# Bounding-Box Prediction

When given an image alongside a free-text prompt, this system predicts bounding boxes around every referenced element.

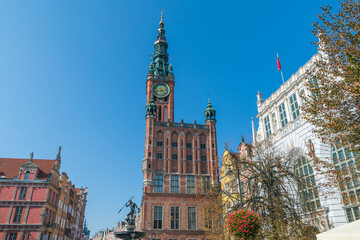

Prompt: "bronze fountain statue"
[114,198,145,240]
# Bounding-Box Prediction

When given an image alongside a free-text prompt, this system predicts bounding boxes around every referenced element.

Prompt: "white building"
[254,53,360,228]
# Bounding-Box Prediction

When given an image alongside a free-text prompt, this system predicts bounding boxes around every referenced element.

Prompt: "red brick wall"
[27,207,42,224]
[31,187,47,201]
[0,206,8,223]
[0,186,15,200]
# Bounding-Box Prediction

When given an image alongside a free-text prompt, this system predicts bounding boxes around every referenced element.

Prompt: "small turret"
[168,63,173,76]
[145,97,157,118]
[204,99,216,123]
[148,62,154,75]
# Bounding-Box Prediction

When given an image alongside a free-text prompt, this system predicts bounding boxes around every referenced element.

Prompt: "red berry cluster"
[226,209,261,240]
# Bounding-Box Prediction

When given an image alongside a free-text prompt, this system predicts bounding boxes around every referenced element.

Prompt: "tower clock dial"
[152,82,170,98]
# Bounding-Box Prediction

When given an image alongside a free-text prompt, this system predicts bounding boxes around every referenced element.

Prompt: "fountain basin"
[114,231,146,240]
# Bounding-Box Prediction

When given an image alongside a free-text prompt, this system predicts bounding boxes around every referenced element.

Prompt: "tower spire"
[160,9,164,27]
[151,9,170,76]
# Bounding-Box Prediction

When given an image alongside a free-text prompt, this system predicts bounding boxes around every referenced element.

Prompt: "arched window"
[163,107,168,122]
[158,106,162,121]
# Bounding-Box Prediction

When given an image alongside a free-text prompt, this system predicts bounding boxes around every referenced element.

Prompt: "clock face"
[152,82,170,98]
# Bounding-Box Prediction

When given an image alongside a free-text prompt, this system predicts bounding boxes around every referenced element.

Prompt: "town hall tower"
[139,11,219,240]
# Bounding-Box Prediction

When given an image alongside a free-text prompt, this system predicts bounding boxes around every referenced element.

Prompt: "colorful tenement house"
[220,139,251,239]
[139,11,219,240]
[0,149,87,240]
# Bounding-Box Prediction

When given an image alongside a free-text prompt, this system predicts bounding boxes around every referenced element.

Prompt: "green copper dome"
[204,99,216,122]
[145,97,157,118]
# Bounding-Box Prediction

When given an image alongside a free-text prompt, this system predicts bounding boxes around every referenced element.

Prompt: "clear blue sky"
[0,0,338,235]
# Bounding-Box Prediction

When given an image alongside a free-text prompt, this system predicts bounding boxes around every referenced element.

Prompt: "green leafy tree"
[303,0,360,153]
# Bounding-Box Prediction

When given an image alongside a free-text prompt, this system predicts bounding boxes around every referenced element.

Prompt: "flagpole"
[280,70,284,84]
[277,53,285,84]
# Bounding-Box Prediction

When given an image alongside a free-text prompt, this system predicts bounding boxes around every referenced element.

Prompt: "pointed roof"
[150,9,171,76]
[0,158,56,180]
[204,98,216,122]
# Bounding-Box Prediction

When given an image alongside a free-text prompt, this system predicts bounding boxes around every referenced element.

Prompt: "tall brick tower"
[139,11,219,240]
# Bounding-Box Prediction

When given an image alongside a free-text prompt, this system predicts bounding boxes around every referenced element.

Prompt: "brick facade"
[0,150,87,240]
[139,12,219,240]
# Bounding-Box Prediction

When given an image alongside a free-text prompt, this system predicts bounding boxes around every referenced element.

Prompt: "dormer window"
[24,171,30,180]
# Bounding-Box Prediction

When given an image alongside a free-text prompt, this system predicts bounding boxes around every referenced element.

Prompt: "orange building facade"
[139,12,219,240]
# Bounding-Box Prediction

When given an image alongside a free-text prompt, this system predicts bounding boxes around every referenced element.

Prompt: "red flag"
[277,53,281,71]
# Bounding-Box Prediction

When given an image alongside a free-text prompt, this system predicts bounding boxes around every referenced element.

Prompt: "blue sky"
[0,0,338,234]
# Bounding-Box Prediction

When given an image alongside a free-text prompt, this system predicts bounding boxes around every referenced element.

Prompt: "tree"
[202,183,226,240]
[222,141,326,240]
[302,0,360,154]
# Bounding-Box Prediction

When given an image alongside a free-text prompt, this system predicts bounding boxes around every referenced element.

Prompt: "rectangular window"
[170,206,180,229]
[278,102,288,128]
[157,153,163,159]
[289,93,300,120]
[154,174,163,193]
[264,115,271,137]
[8,233,17,240]
[171,175,179,193]
[200,143,206,149]
[24,172,29,180]
[202,176,211,194]
[297,156,321,211]
[19,187,28,200]
[13,207,23,222]
[186,154,193,161]
[187,207,197,230]
[186,142,192,148]
[201,155,206,162]
[153,206,163,229]
[157,141,163,147]
[187,176,195,194]
[172,154,178,160]
[172,142,178,148]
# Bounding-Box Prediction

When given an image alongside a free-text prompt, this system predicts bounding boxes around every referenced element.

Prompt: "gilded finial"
[159,9,164,26]
[169,63,173,70]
